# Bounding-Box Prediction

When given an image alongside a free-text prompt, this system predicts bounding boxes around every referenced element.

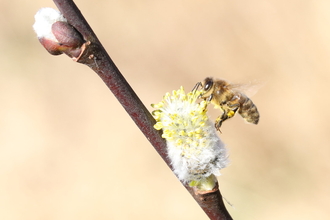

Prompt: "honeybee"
[194,77,260,130]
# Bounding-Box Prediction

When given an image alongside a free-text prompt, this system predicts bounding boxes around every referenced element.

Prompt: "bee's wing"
[229,80,265,97]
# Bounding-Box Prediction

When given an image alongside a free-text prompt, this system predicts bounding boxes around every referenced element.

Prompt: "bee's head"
[198,77,214,99]
[202,77,214,92]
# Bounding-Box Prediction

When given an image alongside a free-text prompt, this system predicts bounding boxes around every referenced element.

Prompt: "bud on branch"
[33,8,85,58]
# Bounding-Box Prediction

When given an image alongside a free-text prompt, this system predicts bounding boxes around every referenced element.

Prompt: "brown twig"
[47,0,233,219]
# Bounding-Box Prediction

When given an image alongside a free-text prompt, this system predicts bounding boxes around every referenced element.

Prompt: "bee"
[194,77,260,131]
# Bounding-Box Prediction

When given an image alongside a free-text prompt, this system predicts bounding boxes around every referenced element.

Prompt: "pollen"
[227,110,236,118]
[152,86,229,186]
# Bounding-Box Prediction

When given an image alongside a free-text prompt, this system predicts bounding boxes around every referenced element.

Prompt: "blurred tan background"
[1,0,329,219]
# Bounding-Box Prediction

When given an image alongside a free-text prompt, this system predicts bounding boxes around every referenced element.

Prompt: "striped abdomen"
[238,95,260,124]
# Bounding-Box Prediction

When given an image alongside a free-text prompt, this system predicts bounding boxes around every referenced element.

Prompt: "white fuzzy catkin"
[33,7,67,40]
[152,87,229,185]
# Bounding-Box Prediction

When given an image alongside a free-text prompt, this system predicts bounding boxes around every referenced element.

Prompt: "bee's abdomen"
[238,97,260,124]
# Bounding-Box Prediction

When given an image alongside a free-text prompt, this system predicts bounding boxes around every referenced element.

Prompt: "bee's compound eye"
[204,79,213,91]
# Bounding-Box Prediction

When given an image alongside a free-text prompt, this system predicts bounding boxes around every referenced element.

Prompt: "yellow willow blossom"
[152,87,229,190]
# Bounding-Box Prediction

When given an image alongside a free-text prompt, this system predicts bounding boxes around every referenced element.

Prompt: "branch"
[36,0,233,219]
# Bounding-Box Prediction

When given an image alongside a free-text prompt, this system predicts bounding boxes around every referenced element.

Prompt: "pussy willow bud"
[33,8,84,58]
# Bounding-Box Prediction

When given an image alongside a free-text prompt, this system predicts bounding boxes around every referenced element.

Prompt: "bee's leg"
[215,112,228,131]
[207,94,213,102]
[226,108,238,119]
[215,107,239,131]
[225,96,240,120]
[227,95,241,109]
[192,82,202,92]
[215,116,224,132]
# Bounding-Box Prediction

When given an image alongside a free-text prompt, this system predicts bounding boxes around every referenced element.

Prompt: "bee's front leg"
[192,82,202,93]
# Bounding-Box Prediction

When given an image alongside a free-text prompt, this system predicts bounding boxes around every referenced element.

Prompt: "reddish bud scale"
[38,21,85,58]
[38,37,63,55]
[52,21,84,48]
